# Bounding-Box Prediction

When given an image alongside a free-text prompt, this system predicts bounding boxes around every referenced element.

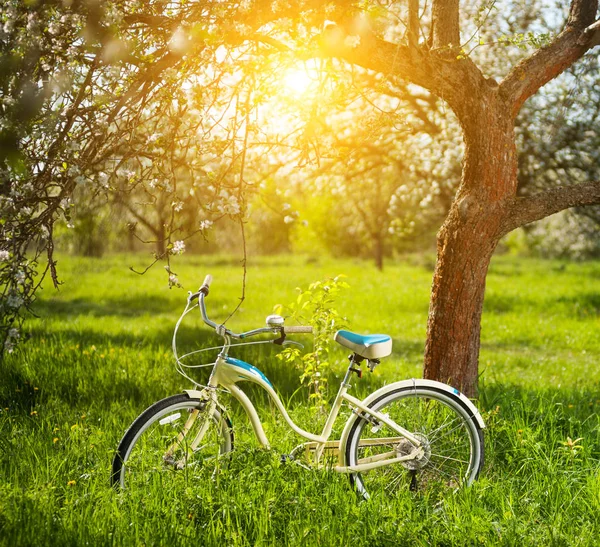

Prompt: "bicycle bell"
[266,314,285,327]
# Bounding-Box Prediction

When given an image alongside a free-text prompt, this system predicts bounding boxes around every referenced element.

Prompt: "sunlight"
[282,67,314,96]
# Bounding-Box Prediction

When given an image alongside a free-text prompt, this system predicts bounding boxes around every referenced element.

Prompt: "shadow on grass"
[480,382,600,424]
[483,294,524,314]
[32,292,237,321]
[32,295,182,319]
[556,292,600,316]
[5,324,425,418]
[479,382,600,470]
[24,324,208,349]
[484,290,600,316]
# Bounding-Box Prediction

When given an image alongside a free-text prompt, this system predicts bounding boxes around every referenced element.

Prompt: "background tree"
[516,55,600,258]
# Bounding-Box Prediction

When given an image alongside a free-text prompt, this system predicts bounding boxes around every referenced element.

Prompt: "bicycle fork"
[164,390,217,465]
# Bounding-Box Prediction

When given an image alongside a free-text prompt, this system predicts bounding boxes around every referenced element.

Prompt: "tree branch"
[500,0,599,118]
[408,0,420,48]
[430,0,460,50]
[578,19,600,46]
[501,180,600,235]
[324,30,485,118]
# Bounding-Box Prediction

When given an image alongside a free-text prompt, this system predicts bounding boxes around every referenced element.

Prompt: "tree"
[3,1,600,398]
[0,0,261,348]
[314,0,600,396]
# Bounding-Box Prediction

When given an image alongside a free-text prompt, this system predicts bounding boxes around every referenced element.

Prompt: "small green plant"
[275,275,349,411]
[557,436,584,464]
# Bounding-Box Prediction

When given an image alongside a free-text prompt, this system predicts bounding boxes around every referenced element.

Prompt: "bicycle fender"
[339,379,485,465]
[183,388,210,400]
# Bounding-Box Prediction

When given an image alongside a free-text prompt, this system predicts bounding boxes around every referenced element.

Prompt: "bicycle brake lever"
[281,340,304,349]
[187,290,200,302]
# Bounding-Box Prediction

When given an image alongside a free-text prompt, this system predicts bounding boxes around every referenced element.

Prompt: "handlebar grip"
[199,274,213,295]
[283,326,313,334]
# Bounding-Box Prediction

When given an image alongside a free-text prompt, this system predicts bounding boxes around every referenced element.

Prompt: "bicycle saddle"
[334,330,392,360]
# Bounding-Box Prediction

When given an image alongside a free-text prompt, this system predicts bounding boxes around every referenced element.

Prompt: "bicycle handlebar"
[199,274,212,295]
[284,326,313,334]
[192,274,313,340]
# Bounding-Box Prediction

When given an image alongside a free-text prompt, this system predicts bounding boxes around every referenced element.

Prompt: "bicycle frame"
[183,348,425,474]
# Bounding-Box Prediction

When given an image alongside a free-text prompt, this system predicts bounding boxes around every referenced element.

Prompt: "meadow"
[1,253,599,546]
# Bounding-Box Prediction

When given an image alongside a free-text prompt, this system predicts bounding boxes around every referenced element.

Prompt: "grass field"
[1,253,599,546]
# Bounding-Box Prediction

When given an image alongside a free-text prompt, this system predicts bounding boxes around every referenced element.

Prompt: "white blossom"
[27,13,40,33]
[3,20,15,34]
[217,195,241,215]
[46,18,60,34]
[0,250,9,262]
[172,240,186,255]
[199,220,213,230]
[7,293,23,308]
[98,172,109,188]
[283,215,294,224]
[344,35,361,48]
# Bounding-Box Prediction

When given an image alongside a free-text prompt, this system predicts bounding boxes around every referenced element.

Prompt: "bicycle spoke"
[348,387,482,499]
[428,421,467,444]
[113,395,233,490]
[426,415,462,440]
[429,453,470,465]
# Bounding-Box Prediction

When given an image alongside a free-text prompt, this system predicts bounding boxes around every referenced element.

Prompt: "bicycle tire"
[344,384,484,499]
[111,393,233,490]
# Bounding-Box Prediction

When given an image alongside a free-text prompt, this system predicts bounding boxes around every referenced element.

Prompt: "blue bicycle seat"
[334,330,392,360]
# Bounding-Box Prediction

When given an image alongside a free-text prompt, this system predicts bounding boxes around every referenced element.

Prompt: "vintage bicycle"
[111,275,484,498]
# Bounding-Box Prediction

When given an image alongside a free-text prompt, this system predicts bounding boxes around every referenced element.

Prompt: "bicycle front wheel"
[344,384,484,499]
[111,393,233,490]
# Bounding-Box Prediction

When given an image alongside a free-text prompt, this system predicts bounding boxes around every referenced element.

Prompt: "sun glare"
[282,68,314,96]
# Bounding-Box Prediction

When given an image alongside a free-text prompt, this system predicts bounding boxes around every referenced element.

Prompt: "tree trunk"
[156,221,166,256]
[423,95,518,397]
[374,234,384,271]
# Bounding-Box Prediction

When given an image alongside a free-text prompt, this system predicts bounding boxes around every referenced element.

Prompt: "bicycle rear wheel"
[344,384,483,499]
[111,393,233,490]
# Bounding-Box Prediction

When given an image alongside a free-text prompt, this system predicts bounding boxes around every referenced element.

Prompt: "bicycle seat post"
[346,353,364,381]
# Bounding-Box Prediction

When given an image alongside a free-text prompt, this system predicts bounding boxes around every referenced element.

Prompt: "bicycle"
[111,275,485,499]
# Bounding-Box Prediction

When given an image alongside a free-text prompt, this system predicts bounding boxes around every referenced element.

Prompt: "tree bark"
[156,222,166,257]
[500,180,600,235]
[430,0,460,50]
[327,2,600,397]
[423,93,517,397]
[374,234,384,271]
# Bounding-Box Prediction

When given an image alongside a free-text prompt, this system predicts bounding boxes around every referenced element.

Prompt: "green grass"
[1,253,599,546]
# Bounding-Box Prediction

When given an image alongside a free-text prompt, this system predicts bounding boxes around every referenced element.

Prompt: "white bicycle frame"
[181,349,425,474]
[171,278,484,474]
